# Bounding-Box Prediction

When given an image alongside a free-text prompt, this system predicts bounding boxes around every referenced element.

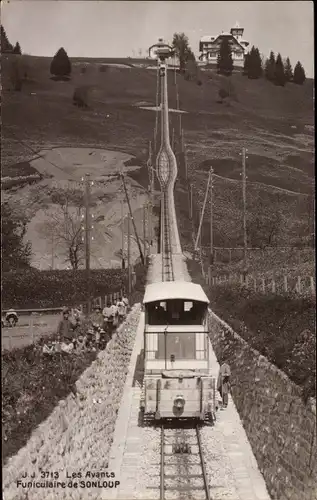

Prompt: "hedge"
[2,269,128,309]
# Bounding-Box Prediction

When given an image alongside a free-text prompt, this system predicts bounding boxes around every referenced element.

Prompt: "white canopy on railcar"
[143,281,209,304]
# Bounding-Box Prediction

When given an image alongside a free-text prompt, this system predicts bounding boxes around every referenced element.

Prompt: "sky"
[1,0,314,77]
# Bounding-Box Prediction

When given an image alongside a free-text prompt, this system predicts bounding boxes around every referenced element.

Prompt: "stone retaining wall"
[208,310,316,500]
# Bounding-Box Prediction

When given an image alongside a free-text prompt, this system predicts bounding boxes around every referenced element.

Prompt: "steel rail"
[160,424,211,500]
[196,425,211,500]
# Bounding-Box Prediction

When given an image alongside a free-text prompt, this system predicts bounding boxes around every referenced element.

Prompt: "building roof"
[200,35,215,42]
[143,281,210,304]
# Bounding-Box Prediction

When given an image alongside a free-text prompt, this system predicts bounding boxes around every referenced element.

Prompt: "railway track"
[161,191,175,282]
[160,423,211,500]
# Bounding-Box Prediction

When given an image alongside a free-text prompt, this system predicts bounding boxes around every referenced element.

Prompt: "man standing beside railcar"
[217,359,231,409]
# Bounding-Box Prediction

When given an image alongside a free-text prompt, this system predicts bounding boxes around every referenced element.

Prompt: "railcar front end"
[140,281,216,424]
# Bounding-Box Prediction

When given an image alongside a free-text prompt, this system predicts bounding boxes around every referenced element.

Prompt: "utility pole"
[143,203,147,257]
[209,168,214,284]
[190,183,193,219]
[194,168,212,251]
[147,140,153,255]
[51,233,54,270]
[121,199,125,269]
[127,213,131,295]
[120,172,144,264]
[84,173,91,314]
[242,148,248,276]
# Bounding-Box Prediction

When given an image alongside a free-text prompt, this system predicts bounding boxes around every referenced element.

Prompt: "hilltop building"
[199,22,249,67]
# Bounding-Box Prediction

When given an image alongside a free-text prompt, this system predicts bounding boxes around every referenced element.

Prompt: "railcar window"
[156,332,196,359]
[147,300,206,325]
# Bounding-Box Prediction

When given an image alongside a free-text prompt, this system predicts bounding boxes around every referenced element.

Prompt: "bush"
[80,66,87,74]
[218,87,229,100]
[2,269,128,309]
[9,59,23,91]
[73,86,89,108]
[99,65,108,73]
[50,47,71,78]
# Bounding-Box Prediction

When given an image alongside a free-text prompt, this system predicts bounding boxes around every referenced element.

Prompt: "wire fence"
[205,272,315,296]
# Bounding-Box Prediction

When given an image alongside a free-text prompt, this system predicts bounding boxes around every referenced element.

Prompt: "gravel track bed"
[200,426,240,499]
[3,305,142,500]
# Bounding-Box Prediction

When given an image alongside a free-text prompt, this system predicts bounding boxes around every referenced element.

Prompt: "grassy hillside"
[2,54,314,266]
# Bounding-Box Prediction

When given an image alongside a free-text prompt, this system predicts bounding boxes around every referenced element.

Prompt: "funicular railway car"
[140,281,216,424]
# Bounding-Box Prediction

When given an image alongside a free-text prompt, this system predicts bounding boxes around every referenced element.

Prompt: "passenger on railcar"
[155,302,167,324]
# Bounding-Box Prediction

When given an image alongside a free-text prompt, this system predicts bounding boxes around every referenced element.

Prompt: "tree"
[243,53,250,76]
[293,61,306,85]
[284,57,293,82]
[1,202,32,271]
[50,47,71,78]
[1,25,13,53]
[217,38,233,76]
[39,188,85,270]
[273,53,286,86]
[246,46,262,79]
[264,51,275,81]
[184,51,200,81]
[172,32,193,73]
[13,42,22,55]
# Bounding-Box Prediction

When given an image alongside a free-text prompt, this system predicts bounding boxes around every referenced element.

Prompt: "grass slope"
[187,259,316,400]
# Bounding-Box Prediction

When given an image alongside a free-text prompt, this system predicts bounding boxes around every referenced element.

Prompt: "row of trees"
[209,35,307,86]
[1,25,22,54]
[243,46,306,85]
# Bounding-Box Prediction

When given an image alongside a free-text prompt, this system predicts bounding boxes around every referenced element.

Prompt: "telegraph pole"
[121,199,125,269]
[143,203,147,257]
[127,213,131,295]
[242,148,248,275]
[147,141,153,254]
[208,168,214,284]
[84,173,91,314]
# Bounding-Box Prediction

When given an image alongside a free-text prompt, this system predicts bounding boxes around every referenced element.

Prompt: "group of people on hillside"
[42,295,129,355]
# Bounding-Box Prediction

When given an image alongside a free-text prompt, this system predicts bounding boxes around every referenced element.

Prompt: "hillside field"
[2,54,314,271]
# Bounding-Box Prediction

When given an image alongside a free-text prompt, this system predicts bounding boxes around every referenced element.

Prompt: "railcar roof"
[143,281,209,304]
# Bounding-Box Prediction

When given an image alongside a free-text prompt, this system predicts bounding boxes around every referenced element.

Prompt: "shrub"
[9,60,23,91]
[50,47,71,78]
[2,269,128,309]
[80,66,87,74]
[99,65,108,73]
[73,86,89,108]
[218,87,229,100]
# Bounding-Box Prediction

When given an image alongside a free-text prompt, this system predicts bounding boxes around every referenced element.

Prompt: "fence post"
[296,276,301,294]
[253,277,257,292]
[272,279,276,293]
[240,274,244,285]
[212,277,216,286]
[229,248,232,264]
[284,275,288,293]
[261,278,265,293]
[310,276,315,294]
[245,275,249,288]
